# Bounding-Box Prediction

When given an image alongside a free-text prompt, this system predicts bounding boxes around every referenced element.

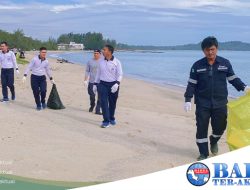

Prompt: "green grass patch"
[0,174,104,190]
[16,53,29,65]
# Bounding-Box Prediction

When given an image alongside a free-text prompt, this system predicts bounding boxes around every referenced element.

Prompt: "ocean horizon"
[49,50,250,98]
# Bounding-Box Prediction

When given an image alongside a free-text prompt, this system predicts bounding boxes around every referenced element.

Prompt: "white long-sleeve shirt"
[24,56,52,78]
[95,56,123,83]
[0,50,18,69]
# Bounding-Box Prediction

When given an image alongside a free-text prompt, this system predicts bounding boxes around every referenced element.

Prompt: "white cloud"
[2,0,250,16]
[0,5,24,10]
[81,0,250,16]
[128,0,250,15]
[50,4,87,13]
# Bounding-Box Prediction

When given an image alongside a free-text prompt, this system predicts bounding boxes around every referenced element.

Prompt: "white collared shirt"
[95,56,123,83]
[24,56,52,78]
[0,50,18,69]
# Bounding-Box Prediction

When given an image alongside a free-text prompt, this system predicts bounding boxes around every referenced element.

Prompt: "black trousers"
[99,81,119,123]
[1,68,15,100]
[31,75,47,107]
[196,105,227,156]
[88,83,101,113]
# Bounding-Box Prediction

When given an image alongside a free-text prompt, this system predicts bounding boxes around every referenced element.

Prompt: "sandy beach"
[0,51,229,182]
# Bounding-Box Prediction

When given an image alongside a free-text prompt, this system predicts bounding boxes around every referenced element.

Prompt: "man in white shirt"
[0,41,19,102]
[94,45,123,128]
[23,47,54,110]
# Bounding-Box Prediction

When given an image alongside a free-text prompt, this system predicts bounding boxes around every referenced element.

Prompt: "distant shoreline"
[47,48,250,53]
[47,50,239,100]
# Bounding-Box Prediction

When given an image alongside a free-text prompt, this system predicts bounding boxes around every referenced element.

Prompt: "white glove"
[16,70,20,74]
[93,85,97,94]
[84,81,88,87]
[22,76,27,83]
[111,83,119,93]
[244,86,250,94]
[51,79,55,84]
[184,102,192,112]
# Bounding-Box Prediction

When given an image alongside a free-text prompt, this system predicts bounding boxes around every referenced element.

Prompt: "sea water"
[50,50,250,97]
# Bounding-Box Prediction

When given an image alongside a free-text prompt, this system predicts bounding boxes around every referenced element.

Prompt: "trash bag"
[227,92,250,151]
[47,84,65,110]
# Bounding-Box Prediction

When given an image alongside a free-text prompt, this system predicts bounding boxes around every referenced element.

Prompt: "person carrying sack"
[23,47,55,111]
[184,37,249,161]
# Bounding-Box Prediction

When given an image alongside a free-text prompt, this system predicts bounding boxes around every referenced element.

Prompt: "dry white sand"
[0,51,229,182]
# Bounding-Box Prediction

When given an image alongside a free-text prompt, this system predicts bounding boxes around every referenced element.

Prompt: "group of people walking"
[0,37,249,160]
[0,41,123,129]
[0,42,55,110]
[84,45,123,128]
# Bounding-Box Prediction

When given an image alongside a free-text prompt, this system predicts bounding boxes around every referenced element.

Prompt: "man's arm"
[0,54,2,67]
[94,63,101,84]
[84,61,90,81]
[92,63,101,94]
[110,59,123,94]
[184,64,198,102]
[11,51,18,70]
[116,60,123,84]
[45,61,53,80]
[24,58,35,76]
[227,62,246,91]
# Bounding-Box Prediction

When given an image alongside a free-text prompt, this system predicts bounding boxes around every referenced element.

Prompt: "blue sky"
[1,0,250,45]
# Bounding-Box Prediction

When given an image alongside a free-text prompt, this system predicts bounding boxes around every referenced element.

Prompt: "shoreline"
[47,51,187,93]
[47,51,238,99]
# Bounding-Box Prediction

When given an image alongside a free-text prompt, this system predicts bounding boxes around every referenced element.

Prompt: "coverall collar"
[204,56,222,66]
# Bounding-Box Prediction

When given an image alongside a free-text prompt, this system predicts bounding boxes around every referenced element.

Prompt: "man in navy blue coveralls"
[184,37,250,161]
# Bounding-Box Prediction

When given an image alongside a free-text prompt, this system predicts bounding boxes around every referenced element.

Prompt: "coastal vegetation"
[1,29,250,51]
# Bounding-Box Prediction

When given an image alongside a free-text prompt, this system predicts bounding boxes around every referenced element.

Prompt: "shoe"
[211,143,218,155]
[110,120,116,126]
[95,111,102,115]
[100,122,110,128]
[89,106,94,112]
[0,98,9,102]
[36,107,42,111]
[197,154,208,161]
[11,95,15,101]
[42,103,47,109]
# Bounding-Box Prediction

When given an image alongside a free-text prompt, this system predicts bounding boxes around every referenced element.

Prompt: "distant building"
[57,42,84,50]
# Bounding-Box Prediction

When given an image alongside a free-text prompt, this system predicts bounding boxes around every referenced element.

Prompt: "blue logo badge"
[187,162,210,186]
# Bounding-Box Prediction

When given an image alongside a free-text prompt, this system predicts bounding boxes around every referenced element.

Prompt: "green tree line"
[57,32,117,50]
[2,29,250,51]
[0,29,117,51]
[0,29,57,50]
